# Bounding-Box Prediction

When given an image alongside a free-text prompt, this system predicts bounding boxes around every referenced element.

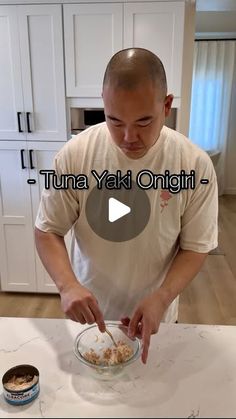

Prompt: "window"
[189,40,235,154]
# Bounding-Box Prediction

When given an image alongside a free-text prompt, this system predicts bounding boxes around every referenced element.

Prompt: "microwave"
[71,107,105,134]
[70,106,177,134]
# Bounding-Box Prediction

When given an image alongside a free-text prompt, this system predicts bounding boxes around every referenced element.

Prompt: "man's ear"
[164,94,174,117]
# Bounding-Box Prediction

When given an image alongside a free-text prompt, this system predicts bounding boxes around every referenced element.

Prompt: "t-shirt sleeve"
[35,151,80,237]
[179,156,218,253]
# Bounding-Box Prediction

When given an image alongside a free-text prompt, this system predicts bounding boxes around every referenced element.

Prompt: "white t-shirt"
[35,123,218,322]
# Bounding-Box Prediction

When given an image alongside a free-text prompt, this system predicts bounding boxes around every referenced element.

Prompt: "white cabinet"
[124,2,184,99]
[64,3,123,98]
[0,142,37,292]
[0,4,67,141]
[0,141,70,293]
[64,1,185,102]
[0,3,69,293]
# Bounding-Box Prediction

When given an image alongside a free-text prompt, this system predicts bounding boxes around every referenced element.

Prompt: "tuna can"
[2,364,40,405]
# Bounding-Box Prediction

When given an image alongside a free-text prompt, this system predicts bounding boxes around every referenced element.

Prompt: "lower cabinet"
[0,141,69,293]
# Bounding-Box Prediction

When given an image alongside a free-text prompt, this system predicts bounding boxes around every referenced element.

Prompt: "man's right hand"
[60,283,106,333]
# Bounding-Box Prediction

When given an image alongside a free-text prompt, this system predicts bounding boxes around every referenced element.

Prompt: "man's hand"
[121,250,208,364]
[60,282,106,333]
[34,229,106,331]
[121,291,167,364]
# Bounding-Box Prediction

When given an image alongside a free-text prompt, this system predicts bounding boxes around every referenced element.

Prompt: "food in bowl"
[83,339,134,366]
[74,322,141,379]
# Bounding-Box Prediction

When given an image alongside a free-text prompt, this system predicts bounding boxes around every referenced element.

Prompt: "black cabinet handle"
[29,149,35,169]
[20,149,26,169]
[26,112,31,133]
[17,112,23,133]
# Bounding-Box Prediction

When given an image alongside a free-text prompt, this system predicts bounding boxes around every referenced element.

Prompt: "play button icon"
[108,198,131,222]
[85,181,151,242]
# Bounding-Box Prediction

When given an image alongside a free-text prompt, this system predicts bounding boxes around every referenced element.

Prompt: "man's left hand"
[121,291,167,364]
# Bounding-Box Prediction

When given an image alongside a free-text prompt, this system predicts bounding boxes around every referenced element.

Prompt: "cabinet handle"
[17,112,23,133]
[26,112,32,133]
[29,149,35,170]
[20,149,26,169]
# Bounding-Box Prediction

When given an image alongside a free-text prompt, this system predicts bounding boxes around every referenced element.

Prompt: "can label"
[3,382,40,405]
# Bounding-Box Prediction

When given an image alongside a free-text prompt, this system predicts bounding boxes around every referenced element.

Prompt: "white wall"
[196,11,236,33]
[176,1,195,136]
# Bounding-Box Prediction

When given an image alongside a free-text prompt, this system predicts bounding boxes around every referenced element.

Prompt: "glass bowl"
[74,322,141,380]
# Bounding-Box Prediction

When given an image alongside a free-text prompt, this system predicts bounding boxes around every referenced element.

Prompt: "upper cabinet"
[64,1,185,103]
[64,3,123,97]
[0,4,67,141]
[124,2,184,99]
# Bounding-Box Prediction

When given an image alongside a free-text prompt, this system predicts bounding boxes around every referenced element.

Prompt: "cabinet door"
[64,3,123,97]
[29,142,71,293]
[17,5,67,141]
[124,1,185,99]
[0,6,25,140]
[0,142,37,291]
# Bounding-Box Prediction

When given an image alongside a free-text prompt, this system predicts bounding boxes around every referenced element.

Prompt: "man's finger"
[74,312,86,324]
[89,301,105,332]
[136,323,143,339]
[128,309,142,338]
[82,305,96,324]
[141,320,151,364]
[120,317,130,326]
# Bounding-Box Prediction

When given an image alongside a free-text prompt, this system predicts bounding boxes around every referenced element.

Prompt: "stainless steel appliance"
[71,108,105,135]
[70,107,177,135]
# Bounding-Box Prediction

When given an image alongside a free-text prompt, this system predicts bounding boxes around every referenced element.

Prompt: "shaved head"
[103,48,167,100]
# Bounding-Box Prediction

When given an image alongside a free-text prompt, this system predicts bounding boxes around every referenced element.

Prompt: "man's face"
[102,81,173,159]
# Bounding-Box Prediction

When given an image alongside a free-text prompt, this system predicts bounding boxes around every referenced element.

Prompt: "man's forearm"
[34,227,79,293]
[156,248,208,309]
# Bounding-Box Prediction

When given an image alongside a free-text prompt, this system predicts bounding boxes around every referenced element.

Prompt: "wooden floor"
[0,195,235,325]
[178,194,236,325]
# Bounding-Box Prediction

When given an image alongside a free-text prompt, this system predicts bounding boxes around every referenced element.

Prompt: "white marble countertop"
[0,317,236,418]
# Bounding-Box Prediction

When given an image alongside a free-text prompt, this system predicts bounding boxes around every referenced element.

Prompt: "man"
[35,48,218,363]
